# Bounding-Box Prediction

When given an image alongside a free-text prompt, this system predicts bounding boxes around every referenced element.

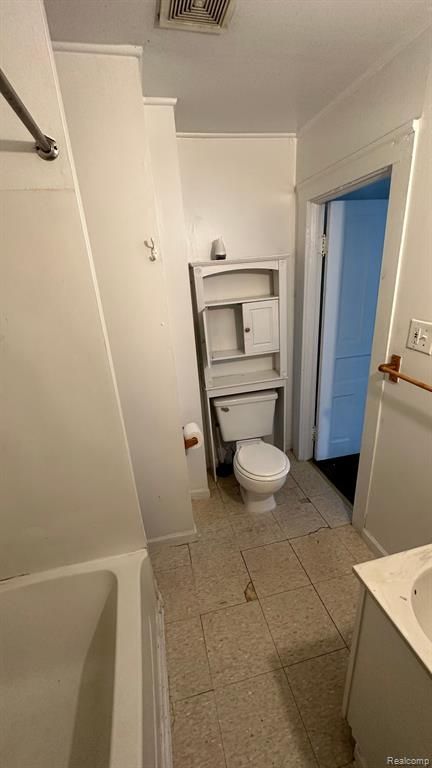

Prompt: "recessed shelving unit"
[190,256,289,479]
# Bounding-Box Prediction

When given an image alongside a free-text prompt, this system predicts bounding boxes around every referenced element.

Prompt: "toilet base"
[240,485,276,514]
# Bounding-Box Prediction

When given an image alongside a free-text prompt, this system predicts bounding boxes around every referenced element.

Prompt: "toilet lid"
[236,443,289,479]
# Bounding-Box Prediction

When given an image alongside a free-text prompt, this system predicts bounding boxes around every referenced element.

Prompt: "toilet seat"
[235,442,289,481]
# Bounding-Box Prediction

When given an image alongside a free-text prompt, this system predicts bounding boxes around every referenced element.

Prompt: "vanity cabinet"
[190,257,289,479]
[343,554,432,768]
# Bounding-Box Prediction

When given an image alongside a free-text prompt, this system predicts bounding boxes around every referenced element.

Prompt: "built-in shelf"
[205,294,277,308]
[207,368,282,391]
[211,348,245,362]
[190,257,289,480]
[191,256,287,268]
[204,297,279,363]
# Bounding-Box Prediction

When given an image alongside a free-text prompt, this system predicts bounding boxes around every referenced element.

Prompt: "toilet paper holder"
[184,435,199,450]
[183,422,203,451]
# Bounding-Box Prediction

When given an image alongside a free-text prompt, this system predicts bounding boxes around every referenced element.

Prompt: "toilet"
[213,390,290,513]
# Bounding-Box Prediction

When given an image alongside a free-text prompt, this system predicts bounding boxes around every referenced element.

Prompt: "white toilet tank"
[213,390,278,441]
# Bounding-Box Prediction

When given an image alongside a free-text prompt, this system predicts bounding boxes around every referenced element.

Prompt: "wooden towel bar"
[378,354,432,393]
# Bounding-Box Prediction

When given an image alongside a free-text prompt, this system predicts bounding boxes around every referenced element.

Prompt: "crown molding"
[52,42,143,59]
[176,132,296,139]
[143,97,178,106]
[298,24,432,138]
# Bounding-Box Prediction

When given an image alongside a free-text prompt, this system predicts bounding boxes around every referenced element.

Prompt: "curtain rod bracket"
[36,136,59,161]
[0,67,59,161]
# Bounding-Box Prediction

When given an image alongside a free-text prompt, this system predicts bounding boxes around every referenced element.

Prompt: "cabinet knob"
[244,327,251,333]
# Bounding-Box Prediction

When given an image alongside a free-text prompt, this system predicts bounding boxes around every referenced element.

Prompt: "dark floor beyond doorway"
[314,454,360,504]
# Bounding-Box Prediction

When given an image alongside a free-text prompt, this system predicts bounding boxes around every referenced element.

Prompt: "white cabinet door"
[242,299,279,355]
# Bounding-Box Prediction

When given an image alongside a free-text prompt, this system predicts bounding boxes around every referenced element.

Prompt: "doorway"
[313,176,391,503]
[294,123,416,540]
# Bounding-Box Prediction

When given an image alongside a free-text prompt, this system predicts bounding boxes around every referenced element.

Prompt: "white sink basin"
[412,565,432,642]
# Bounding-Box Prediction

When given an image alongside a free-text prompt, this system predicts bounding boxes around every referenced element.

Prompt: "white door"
[316,200,388,460]
[242,299,279,355]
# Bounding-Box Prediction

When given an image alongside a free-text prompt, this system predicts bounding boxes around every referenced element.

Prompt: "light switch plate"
[406,319,432,355]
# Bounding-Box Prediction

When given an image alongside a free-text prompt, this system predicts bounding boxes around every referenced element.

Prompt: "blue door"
[315,199,388,460]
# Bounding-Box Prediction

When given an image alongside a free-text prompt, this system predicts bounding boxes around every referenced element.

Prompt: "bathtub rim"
[0,547,172,768]
[0,548,148,591]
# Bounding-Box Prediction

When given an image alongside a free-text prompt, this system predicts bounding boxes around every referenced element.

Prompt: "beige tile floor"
[151,456,375,768]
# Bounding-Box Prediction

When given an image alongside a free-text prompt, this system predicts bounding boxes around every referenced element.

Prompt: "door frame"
[294,121,418,536]
[315,201,345,461]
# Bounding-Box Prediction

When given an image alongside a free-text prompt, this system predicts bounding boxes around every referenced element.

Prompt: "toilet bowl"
[213,389,290,513]
[233,439,290,513]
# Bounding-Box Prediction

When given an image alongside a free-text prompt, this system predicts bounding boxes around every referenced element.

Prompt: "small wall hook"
[144,237,158,261]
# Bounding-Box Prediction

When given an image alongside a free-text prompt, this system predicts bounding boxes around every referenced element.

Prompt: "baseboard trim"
[148,527,197,546]
[361,527,388,557]
[191,487,211,500]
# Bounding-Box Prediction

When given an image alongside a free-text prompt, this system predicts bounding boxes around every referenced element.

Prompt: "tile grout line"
[253,576,319,765]
[256,581,321,766]
[198,492,246,768]
[257,582,345,667]
[176,475,355,766]
[311,580,350,650]
[206,664,290,693]
[282,644,349,670]
[240,538,314,601]
[166,532,225,767]
[171,686,215,705]
[213,702,229,768]
[287,540,348,647]
[252,528,352,765]
[282,538,314,582]
[199,606,216,693]
[281,663,321,768]
[307,493,352,529]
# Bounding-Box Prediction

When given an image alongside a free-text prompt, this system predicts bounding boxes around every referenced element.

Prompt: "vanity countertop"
[354,542,432,675]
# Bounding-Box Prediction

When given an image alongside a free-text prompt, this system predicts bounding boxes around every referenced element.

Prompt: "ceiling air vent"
[159,0,236,34]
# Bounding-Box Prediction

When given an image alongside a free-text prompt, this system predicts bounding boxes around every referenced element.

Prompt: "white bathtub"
[0,549,171,768]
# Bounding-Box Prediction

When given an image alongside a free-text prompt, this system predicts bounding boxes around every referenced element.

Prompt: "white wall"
[364,58,432,553]
[55,49,196,541]
[0,0,145,580]
[297,28,432,183]
[296,30,432,553]
[144,103,208,497]
[177,135,296,262]
[177,134,296,446]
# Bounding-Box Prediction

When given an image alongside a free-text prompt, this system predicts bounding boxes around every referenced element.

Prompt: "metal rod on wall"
[0,67,59,160]
[378,355,432,393]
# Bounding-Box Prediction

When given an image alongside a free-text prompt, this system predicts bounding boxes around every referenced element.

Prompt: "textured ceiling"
[45,0,432,132]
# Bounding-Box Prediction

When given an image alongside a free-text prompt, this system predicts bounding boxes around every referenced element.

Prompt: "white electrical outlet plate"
[406,319,432,355]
